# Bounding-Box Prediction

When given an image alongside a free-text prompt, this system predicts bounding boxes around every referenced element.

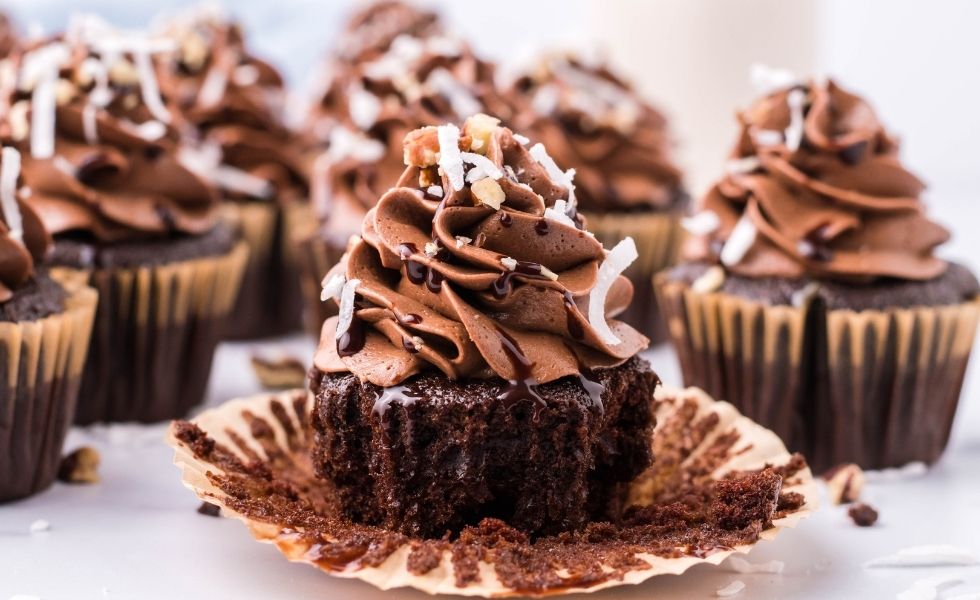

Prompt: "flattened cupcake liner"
[583,210,684,344]
[168,386,815,597]
[61,242,248,424]
[0,273,97,501]
[221,201,307,339]
[656,275,980,470]
[293,230,347,337]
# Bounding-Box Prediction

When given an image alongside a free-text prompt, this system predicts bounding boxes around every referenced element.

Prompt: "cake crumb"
[250,354,307,389]
[57,447,100,484]
[848,503,878,527]
[824,463,864,504]
[197,502,221,517]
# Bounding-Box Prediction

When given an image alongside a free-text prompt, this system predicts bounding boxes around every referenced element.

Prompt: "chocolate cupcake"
[506,52,688,342]
[656,77,980,471]
[0,11,17,58]
[312,115,656,538]
[2,21,247,423]
[157,10,309,339]
[0,147,97,502]
[296,5,513,335]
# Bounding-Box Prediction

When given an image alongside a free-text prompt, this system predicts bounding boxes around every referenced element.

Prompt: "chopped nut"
[463,113,499,155]
[404,126,440,167]
[501,256,517,271]
[57,447,100,484]
[692,265,725,294]
[8,101,30,142]
[55,79,76,105]
[418,167,437,188]
[848,502,879,527]
[108,58,139,86]
[824,463,865,505]
[250,355,307,389]
[122,93,139,110]
[471,177,505,209]
[411,335,425,348]
[424,241,439,257]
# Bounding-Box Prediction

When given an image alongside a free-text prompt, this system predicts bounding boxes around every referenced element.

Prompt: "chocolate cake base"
[49,222,236,269]
[311,357,659,539]
[0,270,66,323]
[658,262,980,470]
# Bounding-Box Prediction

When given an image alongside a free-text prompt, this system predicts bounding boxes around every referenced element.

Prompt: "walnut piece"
[57,447,100,484]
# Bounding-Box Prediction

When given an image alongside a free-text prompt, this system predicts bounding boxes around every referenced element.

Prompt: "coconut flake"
[29,519,50,533]
[347,82,382,130]
[720,217,757,267]
[589,237,637,346]
[753,129,784,146]
[750,63,799,95]
[426,68,482,118]
[681,210,721,236]
[539,265,559,281]
[424,242,440,257]
[22,42,70,159]
[132,47,172,123]
[865,462,928,482]
[426,185,444,198]
[437,124,464,191]
[544,199,577,228]
[455,236,471,248]
[500,257,517,271]
[513,133,530,145]
[232,64,260,86]
[529,142,576,205]
[82,104,99,144]
[461,152,502,180]
[531,83,560,115]
[716,580,746,597]
[334,278,361,341]
[865,545,979,568]
[726,556,785,574]
[320,273,345,302]
[784,88,806,152]
[122,119,167,141]
[326,126,386,163]
[0,147,24,244]
[896,576,963,600]
[212,165,274,199]
[195,60,229,109]
[726,156,761,175]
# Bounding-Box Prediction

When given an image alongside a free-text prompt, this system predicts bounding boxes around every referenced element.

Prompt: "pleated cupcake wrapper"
[220,200,310,339]
[0,274,97,501]
[583,210,684,343]
[167,386,816,597]
[656,275,980,470]
[59,241,249,424]
[293,230,347,337]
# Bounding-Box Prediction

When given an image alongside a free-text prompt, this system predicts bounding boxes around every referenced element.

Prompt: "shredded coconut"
[589,237,638,345]
[681,210,721,236]
[753,129,783,146]
[500,257,517,271]
[726,556,785,574]
[29,519,50,533]
[716,580,746,597]
[896,576,962,600]
[21,42,70,159]
[426,185,444,198]
[784,88,806,151]
[461,151,503,180]
[0,147,24,244]
[334,278,361,341]
[726,156,761,175]
[424,242,439,257]
[437,124,464,191]
[513,133,530,145]
[347,82,382,130]
[543,199,577,228]
[81,104,99,144]
[720,217,757,267]
[865,545,979,568]
[529,142,576,205]
[750,63,799,95]
[326,126,386,164]
[320,274,345,302]
[426,68,482,118]
[454,236,471,248]
[232,64,260,86]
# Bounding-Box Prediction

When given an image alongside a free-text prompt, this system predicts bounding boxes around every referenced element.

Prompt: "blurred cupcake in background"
[504,52,688,342]
[656,75,979,470]
[0,12,18,57]
[157,7,310,339]
[296,1,513,335]
[0,146,97,502]
[1,16,247,424]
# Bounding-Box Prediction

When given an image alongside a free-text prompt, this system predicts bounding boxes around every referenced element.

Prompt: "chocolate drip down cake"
[312,115,658,538]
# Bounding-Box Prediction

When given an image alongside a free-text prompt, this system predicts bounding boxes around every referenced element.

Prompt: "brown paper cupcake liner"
[293,230,347,337]
[0,273,97,501]
[656,275,980,471]
[584,210,684,344]
[167,386,815,597]
[221,200,309,339]
[59,242,248,425]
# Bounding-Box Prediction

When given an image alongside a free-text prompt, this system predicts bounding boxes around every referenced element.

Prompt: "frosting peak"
[685,77,950,282]
[314,115,647,387]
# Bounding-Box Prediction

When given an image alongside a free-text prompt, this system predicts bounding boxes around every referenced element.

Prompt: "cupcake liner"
[0,273,97,501]
[61,241,248,424]
[583,210,684,344]
[293,230,347,336]
[656,274,980,470]
[167,386,815,597]
[221,200,307,339]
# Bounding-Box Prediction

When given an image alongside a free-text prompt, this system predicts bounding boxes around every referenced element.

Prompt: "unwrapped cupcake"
[1,17,248,423]
[656,77,979,470]
[157,8,310,339]
[297,3,512,335]
[505,52,687,342]
[0,146,97,501]
[313,114,657,537]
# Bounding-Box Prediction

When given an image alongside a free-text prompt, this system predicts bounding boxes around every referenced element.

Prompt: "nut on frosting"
[684,78,950,282]
[315,115,648,387]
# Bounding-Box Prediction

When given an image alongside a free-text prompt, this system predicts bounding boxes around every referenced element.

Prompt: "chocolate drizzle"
[563,292,584,340]
[490,261,551,299]
[534,218,550,236]
[493,326,543,407]
[337,315,366,357]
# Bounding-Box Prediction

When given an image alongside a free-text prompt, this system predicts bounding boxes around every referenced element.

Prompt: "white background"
[1,1,979,598]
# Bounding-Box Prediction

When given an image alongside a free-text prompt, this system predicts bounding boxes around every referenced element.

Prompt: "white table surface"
[2,333,979,600]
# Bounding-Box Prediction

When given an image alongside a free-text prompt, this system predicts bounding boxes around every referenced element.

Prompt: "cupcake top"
[335,0,442,64]
[156,8,309,203]
[507,52,685,213]
[309,20,511,237]
[0,12,17,58]
[684,77,951,283]
[315,114,647,387]
[0,17,219,244]
[0,146,53,301]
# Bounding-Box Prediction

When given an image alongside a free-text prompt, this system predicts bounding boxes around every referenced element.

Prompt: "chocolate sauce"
[425,268,444,293]
[563,292,584,340]
[499,212,513,227]
[493,326,543,407]
[372,384,420,417]
[535,218,550,236]
[336,315,366,357]
[398,242,444,293]
[491,261,551,299]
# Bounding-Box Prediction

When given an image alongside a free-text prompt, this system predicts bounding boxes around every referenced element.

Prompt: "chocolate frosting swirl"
[335,1,442,64]
[508,53,684,213]
[315,115,647,387]
[685,78,950,281]
[0,149,52,302]
[0,24,220,243]
[157,14,309,202]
